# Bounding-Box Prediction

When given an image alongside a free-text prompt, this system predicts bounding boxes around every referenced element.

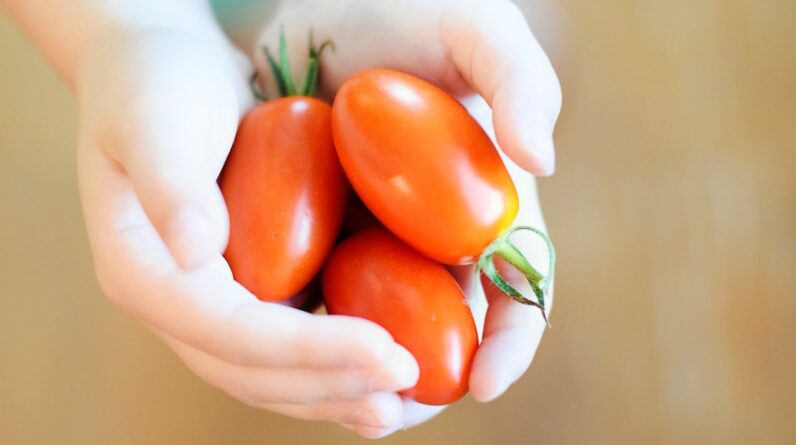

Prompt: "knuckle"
[94,264,127,308]
[324,391,346,404]
[342,406,367,426]
[221,302,296,367]
[326,378,357,402]
[358,396,382,415]
[237,393,264,409]
[226,381,267,408]
[547,73,563,110]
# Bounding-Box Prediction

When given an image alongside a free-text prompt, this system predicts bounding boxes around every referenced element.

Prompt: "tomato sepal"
[477,226,556,326]
[300,31,335,97]
[257,26,335,99]
[249,71,268,101]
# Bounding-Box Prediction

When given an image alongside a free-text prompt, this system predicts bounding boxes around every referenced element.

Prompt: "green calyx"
[253,26,334,100]
[476,226,556,326]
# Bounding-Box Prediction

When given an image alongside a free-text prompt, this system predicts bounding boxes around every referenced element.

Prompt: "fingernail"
[342,423,398,439]
[520,125,556,176]
[473,370,512,403]
[384,345,419,389]
[491,377,512,400]
[355,425,398,439]
[486,372,514,402]
[366,345,418,392]
[169,205,214,269]
[351,410,390,428]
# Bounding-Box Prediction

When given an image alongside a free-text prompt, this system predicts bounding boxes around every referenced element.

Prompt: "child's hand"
[242,0,560,436]
[75,26,419,433]
[6,0,559,438]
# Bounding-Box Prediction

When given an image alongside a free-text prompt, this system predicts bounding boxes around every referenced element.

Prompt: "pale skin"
[2,0,561,439]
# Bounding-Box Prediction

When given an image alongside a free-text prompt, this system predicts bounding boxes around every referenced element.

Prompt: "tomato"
[220,97,347,301]
[332,68,519,266]
[322,228,478,405]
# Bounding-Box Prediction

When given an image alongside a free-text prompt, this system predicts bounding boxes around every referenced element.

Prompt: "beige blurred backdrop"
[1,1,794,444]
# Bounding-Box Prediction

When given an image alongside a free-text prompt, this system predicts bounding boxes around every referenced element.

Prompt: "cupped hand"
[245,0,560,437]
[75,26,419,433]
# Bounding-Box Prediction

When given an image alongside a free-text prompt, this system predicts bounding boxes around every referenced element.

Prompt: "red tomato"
[322,229,478,405]
[332,68,519,265]
[220,97,347,301]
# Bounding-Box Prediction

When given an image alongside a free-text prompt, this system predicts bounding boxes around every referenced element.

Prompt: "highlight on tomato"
[331,68,555,321]
[322,228,478,405]
[219,29,346,302]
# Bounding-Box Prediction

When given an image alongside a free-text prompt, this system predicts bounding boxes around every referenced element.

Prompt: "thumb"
[125,152,231,271]
[441,0,562,176]
[86,31,243,269]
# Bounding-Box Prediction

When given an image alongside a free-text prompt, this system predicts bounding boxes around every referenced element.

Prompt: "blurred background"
[1,0,794,444]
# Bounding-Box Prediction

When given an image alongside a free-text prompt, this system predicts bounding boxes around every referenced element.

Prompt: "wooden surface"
[1,1,794,443]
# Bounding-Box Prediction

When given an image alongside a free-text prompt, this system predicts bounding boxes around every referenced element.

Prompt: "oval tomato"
[332,68,519,265]
[322,228,478,405]
[220,97,347,301]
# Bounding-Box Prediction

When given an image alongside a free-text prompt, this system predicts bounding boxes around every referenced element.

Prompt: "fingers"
[400,398,448,429]
[80,30,242,269]
[341,398,447,438]
[157,330,418,405]
[470,256,549,402]
[129,256,410,369]
[78,146,418,372]
[262,392,404,431]
[441,0,562,175]
[463,140,551,401]
[159,323,417,439]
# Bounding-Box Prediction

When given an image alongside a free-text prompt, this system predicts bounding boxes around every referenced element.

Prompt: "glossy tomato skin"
[322,229,478,405]
[332,68,519,265]
[220,97,347,301]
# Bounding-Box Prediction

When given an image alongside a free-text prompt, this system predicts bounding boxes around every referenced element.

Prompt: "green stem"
[477,226,556,325]
[278,26,297,96]
[263,45,288,97]
[493,238,544,284]
[257,26,334,100]
[249,72,268,101]
[300,37,335,96]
